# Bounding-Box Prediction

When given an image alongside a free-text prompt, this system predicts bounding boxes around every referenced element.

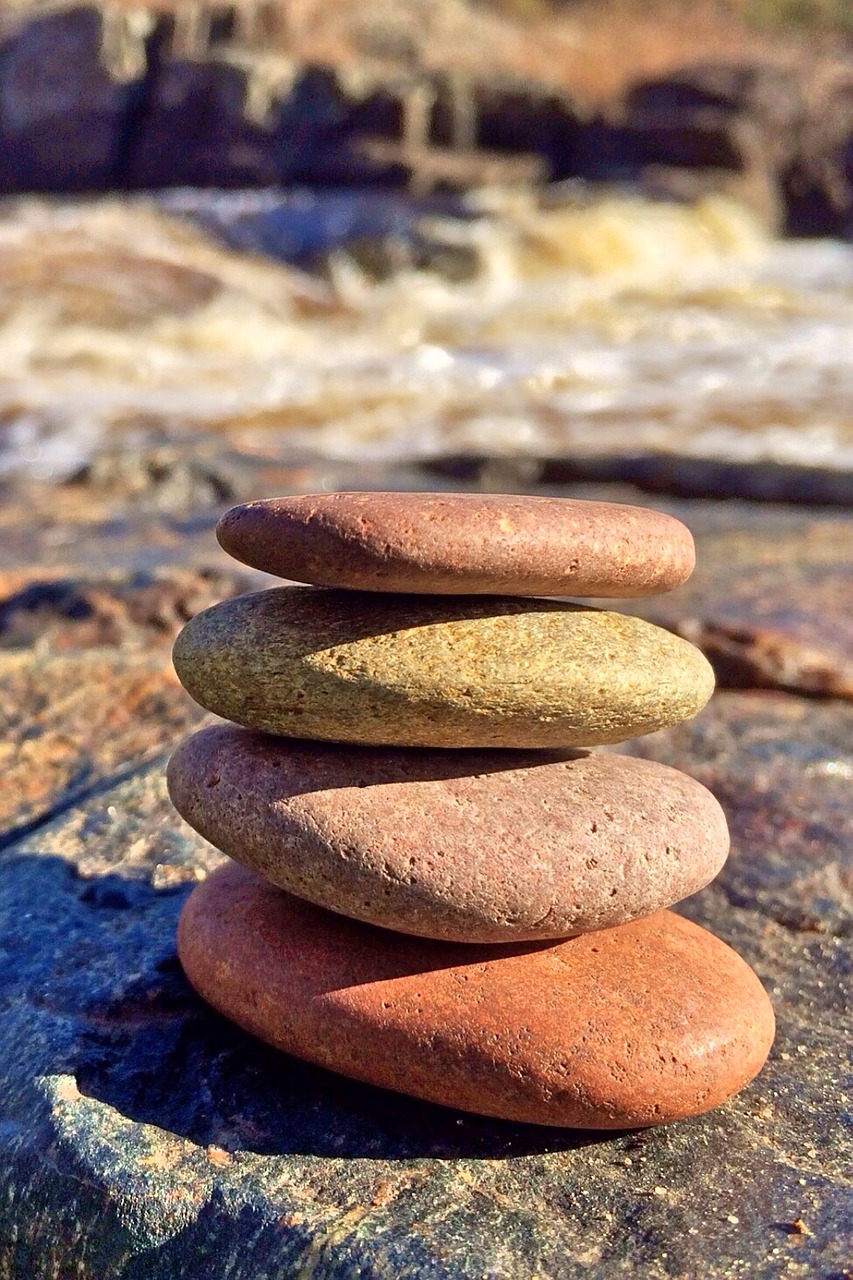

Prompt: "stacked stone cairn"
[170,493,775,1129]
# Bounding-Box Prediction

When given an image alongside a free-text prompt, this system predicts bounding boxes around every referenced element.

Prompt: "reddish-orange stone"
[178,864,775,1129]
[216,492,695,597]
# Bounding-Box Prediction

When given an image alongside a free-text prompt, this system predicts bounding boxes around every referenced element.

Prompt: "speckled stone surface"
[172,588,715,748]
[168,725,729,942]
[216,492,696,597]
[0,688,851,1277]
[179,865,774,1128]
[623,516,853,699]
[0,646,204,846]
[1,499,851,1279]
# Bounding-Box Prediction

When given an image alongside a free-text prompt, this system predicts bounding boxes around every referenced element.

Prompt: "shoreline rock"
[0,489,850,1275]
[0,4,850,235]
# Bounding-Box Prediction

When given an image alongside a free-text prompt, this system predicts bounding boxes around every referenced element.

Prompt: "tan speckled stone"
[216,492,695,597]
[168,725,730,942]
[177,864,776,1128]
[172,588,715,748]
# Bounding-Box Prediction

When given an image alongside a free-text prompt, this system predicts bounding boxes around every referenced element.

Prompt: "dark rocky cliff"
[0,1,851,235]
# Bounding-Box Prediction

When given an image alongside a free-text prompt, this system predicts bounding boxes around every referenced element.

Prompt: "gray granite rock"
[1,690,850,1277]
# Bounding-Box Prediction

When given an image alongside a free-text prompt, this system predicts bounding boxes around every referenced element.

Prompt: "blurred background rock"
[0,4,850,1277]
[0,0,851,232]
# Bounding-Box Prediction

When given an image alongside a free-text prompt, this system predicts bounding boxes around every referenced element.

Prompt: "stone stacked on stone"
[169,493,774,1130]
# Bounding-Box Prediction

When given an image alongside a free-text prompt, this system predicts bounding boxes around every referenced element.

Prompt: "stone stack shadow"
[168,491,775,1130]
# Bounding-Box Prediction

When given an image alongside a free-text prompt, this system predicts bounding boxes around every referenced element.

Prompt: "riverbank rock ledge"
[171,587,715,748]
[216,492,696,597]
[168,725,730,942]
[178,863,775,1129]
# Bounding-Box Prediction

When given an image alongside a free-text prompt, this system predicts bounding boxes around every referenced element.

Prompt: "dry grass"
[515,0,784,103]
[281,0,849,105]
[0,0,848,106]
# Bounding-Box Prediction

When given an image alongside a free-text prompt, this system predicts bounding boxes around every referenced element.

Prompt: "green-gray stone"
[172,588,715,747]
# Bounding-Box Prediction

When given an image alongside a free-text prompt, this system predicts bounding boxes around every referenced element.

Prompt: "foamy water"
[1,190,851,482]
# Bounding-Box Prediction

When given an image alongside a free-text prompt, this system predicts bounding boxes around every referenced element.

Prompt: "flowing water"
[1,188,851,483]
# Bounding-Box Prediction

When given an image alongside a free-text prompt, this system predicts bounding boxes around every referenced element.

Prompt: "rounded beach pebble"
[178,864,775,1129]
[168,725,730,942]
[172,588,715,749]
[216,492,695,597]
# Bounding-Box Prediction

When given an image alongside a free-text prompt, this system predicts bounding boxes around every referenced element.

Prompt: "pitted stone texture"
[216,492,696,597]
[1,690,851,1279]
[172,588,715,748]
[0,500,850,1278]
[168,725,729,942]
[178,864,774,1129]
[621,690,853,937]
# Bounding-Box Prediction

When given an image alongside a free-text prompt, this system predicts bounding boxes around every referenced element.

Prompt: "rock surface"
[0,495,851,1277]
[168,725,729,942]
[0,567,250,651]
[216,492,696,597]
[624,690,853,938]
[627,516,853,699]
[178,864,773,1129]
[0,7,140,193]
[0,647,202,847]
[0,670,849,1279]
[173,588,715,748]
[0,5,851,233]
